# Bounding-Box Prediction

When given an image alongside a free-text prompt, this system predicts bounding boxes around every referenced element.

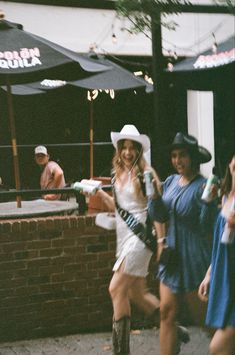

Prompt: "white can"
[201,174,219,202]
[73,182,97,195]
[221,225,234,244]
[143,170,155,198]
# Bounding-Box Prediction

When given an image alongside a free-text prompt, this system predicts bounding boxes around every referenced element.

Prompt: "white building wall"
[187,90,215,177]
[0,1,234,56]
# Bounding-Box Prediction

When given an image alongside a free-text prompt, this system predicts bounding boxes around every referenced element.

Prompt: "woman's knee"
[209,329,235,355]
[160,302,177,323]
[109,274,128,300]
[109,280,119,299]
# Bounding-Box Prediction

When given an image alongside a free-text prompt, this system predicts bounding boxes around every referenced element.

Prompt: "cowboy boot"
[177,324,190,344]
[174,325,190,355]
[112,316,131,355]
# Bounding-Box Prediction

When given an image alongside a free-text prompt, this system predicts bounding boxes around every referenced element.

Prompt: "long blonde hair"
[112,139,147,196]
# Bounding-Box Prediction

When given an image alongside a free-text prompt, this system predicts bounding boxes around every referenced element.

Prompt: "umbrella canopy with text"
[0,20,110,84]
[168,35,235,73]
[0,18,110,207]
[1,54,153,178]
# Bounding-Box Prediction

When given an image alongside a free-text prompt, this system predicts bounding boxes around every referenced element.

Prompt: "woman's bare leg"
[209,327,235,355]
[128,277,159,315]
[184,290,208,327]
[159,282,179,355]
[109,262,138,355]
[109,261,137,320]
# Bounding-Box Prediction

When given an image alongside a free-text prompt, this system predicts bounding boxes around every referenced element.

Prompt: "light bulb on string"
[167,62,174,72]
[110,90,115,99]
[173,51,178,60]
[212,32,217,54]
[111,22,117,44]
[112,33,117,44]
[144,75,153,85]
[134,71,143,76]
[87,90,99,101]
[212,42,217,54]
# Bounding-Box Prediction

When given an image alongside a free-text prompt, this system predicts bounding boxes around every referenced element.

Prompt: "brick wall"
[0,215,157,342]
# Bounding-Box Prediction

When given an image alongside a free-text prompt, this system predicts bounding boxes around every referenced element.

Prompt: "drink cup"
[143,171,155,198]
[73,182,97,195]
[221,225,235,244]
[201,174,219,202]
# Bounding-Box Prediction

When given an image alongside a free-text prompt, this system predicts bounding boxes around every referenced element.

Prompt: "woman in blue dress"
[199,154,235,355]
[149,132,218,355]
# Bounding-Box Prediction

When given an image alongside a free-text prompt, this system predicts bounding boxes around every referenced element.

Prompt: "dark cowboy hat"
[169,132,212,164]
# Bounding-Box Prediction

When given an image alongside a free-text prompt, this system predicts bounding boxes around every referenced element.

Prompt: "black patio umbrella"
[164,35,235,92]
[169,35,235,73]
[1,55,153,178]
[0,18,110,206]
[0,20,109,84]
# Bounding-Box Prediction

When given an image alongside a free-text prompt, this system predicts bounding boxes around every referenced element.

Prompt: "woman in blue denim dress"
[199,154,235,355]
[150,132,218,355]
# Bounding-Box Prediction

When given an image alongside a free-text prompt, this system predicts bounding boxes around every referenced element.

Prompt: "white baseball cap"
[34,145,48,155]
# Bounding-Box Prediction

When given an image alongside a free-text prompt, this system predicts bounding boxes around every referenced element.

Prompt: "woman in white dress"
[97,124,165,354]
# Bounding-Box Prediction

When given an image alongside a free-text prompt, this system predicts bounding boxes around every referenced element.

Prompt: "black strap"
[111,175,156,252]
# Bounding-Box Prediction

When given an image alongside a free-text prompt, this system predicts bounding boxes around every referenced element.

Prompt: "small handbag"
[95,212,116,230]
[159,245,178,272]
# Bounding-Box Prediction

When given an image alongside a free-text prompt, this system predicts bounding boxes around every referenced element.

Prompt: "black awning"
[169,35,235,73]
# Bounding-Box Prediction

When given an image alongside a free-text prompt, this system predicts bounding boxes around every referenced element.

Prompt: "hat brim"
[111,132,150,153]
[169,143,211,164]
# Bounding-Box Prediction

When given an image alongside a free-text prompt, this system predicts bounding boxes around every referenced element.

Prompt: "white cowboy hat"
[111,124,150,153]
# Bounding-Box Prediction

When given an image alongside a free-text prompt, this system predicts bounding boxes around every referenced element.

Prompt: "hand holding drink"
[201,167,219,202]
[73,179,102,195]
[221,197,235,244]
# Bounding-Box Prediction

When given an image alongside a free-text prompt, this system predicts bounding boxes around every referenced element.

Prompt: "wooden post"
[6,76,22,208]
[150,13,166,177]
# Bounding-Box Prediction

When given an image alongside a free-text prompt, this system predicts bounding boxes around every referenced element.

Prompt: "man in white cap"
[34,145,65,200]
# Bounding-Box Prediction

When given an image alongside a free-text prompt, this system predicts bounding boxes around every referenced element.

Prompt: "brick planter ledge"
[0,215,157,342]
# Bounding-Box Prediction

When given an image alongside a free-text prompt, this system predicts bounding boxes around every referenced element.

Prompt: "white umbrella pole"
[6,76,22,208]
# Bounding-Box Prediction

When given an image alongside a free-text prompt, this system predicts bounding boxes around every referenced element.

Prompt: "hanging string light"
[87,89,116,101]
[111,23,117,44]
[212,32,218,54]
[144,75,153,85]
[134,71,143,76]
[167,62,174,72]
[172,49,178,60]
[112,33,117,44]
[87,90,98,101]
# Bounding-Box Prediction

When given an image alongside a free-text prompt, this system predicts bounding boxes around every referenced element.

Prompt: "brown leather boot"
[112,316,131,355]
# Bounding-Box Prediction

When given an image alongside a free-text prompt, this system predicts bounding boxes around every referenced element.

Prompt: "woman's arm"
[153,221,167,261]
[196,182,219,233]
[198,265,211,302]
[96,189,115,212]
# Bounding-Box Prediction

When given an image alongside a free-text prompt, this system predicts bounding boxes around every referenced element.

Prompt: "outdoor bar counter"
[0,213,157,342]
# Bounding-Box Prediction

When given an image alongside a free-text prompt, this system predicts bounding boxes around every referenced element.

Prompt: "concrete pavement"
[0,326,211,354]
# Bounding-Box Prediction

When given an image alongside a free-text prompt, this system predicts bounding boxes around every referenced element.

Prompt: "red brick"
[40,248,62,258]
[1,222,13,233]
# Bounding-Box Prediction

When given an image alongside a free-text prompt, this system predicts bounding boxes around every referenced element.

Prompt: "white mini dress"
[112,180,153,277]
